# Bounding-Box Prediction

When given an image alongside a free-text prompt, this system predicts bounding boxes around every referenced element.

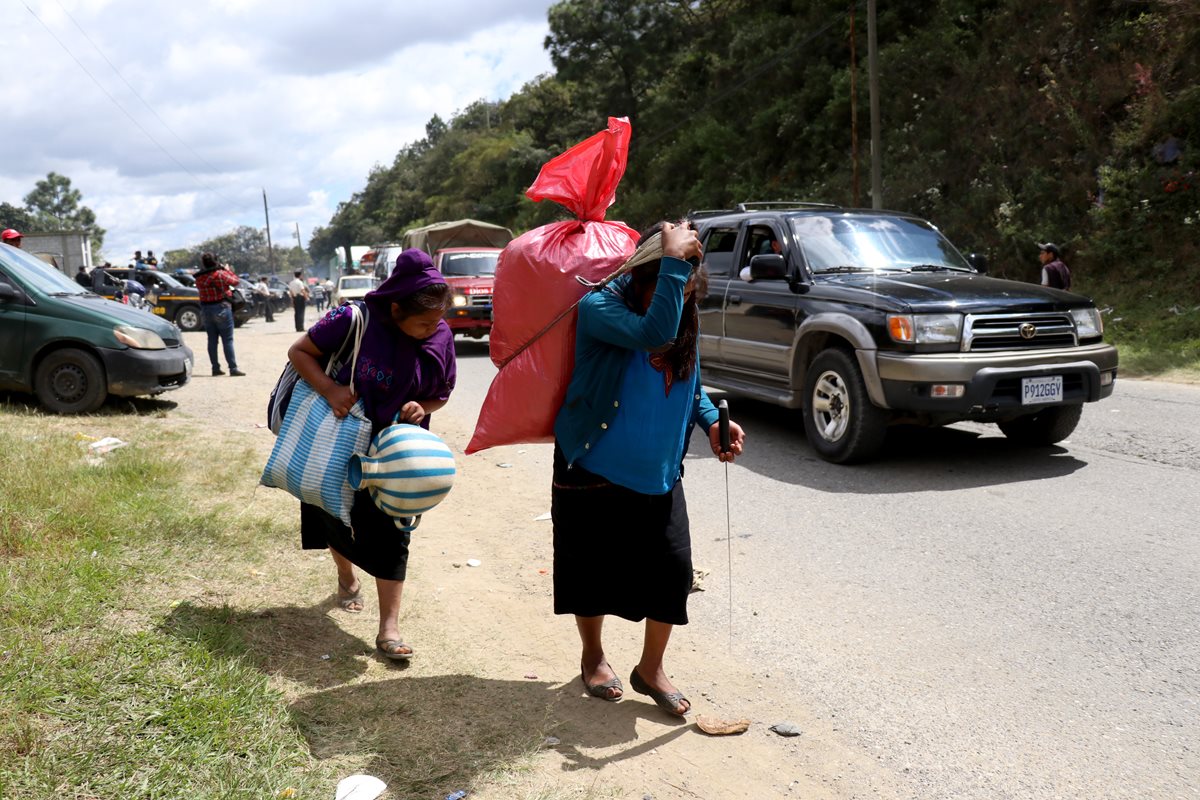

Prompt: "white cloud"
[1,0,555,262]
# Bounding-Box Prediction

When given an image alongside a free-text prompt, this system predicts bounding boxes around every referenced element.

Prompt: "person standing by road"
[1037,242,1072,291]
[74,265,91,287]
[287,249,457,662]
[288,270,309,331]
[1,229,22,249]
[194,252,245,377]
[253,275,275,322]
[552,221,746,716]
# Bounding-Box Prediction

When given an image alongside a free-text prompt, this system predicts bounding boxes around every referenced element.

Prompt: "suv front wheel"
[802,348,888,464]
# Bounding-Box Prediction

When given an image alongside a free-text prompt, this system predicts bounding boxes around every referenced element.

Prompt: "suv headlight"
[1071,307,1103,338]
[114,325,166,350]
[452,293,468,308]
[887,313,963,344]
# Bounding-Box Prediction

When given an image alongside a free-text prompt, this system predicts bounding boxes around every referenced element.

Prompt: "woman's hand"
[323,383,358,418]
[708,419,746,463]
[661,220,703,263]
[399,401,426,425]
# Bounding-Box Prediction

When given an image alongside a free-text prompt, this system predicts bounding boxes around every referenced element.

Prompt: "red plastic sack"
[467,117,639,453]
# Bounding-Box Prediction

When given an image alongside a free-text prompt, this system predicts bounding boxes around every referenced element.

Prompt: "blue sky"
[1,0,556,262]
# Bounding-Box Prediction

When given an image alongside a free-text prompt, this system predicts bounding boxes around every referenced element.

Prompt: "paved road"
[451,338,1199,800]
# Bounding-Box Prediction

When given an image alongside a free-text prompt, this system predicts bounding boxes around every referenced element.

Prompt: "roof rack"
[686,209,733,219]
[735,201,841,212]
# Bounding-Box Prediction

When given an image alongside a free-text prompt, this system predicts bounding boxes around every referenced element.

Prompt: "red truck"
[399,220,513,339]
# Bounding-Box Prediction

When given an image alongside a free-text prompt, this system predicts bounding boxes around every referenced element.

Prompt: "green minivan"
[0,243,194,413]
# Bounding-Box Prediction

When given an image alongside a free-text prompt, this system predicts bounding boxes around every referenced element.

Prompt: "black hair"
[199,252,218,271]
[624,221,707,382]
[394,283,452,319]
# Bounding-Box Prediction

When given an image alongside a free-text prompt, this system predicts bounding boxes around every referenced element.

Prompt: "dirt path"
[166,317,905,799]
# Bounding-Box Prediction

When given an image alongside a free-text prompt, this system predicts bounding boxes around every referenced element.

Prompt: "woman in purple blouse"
[287,249,457,661]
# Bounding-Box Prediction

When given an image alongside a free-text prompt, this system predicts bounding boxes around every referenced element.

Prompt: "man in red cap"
[1,229,22,249]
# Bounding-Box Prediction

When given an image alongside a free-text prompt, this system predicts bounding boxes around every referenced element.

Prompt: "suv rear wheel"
[35,348,107,414]
[997,404,1082,445]
[802,348,888,463]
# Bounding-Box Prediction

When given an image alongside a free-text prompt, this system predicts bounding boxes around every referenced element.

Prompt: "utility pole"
[850,3,860,208]
[262,188,276,275]
[294,222,302,250]
[867,0,882,209]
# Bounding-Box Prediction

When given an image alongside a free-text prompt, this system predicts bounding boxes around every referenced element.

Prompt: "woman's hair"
[200,252,218,271]
[394,283,452,319]
[624,221,707,382]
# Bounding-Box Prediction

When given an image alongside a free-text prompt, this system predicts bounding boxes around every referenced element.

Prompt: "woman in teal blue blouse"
[553,221,746,716]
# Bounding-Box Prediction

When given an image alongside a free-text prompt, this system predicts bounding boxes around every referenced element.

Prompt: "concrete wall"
[21,230,93,276]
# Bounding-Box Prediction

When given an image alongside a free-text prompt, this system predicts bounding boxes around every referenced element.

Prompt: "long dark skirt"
[301,490,412,581]
[551,444,692,625]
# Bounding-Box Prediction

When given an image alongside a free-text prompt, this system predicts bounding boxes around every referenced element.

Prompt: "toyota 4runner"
[690,202,1118,463]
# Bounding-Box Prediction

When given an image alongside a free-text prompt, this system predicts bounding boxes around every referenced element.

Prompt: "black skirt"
[301,490,412,581]
[551,444,692,625]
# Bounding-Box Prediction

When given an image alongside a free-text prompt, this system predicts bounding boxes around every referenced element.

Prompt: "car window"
[700,228,737,277]
[340,277,376,290]
[790,214,970,273]
[0,245,89,294]
[440,252,498,276]
[145,270,184,289]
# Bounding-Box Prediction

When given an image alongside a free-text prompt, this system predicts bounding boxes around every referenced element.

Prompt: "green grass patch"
[0,413,330,798]
[1091,281,1200,381]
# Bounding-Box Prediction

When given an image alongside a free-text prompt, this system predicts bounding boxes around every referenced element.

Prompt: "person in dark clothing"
[1037,243,1072,291]
[75,266,91,288]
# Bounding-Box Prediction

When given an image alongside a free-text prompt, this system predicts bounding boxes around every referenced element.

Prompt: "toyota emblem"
[1019,322,1037,339]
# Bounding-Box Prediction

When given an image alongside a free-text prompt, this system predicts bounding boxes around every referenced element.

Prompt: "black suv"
[690,202,1118,463]
[101,267,253,331]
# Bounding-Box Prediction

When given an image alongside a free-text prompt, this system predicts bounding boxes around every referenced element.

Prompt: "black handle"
[718,399,730,453]
[728,294,742,305]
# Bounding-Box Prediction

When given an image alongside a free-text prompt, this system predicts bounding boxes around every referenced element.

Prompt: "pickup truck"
[690,203,1118,463]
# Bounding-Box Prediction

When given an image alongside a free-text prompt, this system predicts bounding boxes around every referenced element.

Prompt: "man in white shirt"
[253,276,274,322]
[288,270,309,331]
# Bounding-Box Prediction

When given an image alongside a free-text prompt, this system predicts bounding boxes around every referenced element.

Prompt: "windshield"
[439,251,499,276]
[791,215,971,273]
[0,244,90,295]
[145,270,184,288]
[340,277,377,290]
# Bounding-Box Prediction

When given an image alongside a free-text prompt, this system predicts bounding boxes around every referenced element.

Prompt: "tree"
[22,172,107,257]
[0,202,34,232]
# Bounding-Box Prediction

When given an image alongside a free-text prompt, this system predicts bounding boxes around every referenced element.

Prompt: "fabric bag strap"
[325,301,369,393]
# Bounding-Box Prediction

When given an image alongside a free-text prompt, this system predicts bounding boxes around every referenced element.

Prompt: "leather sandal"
[629,667,689,716]
[337,580,363,613]
[581,664,623,702]
[376,638,413,661]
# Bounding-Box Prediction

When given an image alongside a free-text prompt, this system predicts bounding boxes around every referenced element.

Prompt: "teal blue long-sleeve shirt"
[554,255,720,467]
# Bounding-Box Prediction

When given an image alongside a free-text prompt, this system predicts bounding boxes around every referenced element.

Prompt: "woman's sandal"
[581,664,623,702]
[337,580,364,613]
[376,638,414,661]
[629,667,690,717]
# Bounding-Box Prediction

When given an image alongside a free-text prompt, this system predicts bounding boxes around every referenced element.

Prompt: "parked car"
[332,274,379,306]
[0,243,193,413]
[102,266,253,330]
[689,202,1118,463]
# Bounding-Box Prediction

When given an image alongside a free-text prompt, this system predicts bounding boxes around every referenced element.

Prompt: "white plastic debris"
[497,463,513,469]
[466,559,482,568]
[334,774,387,800]
[87,437,128,455]
[533,512,552,521]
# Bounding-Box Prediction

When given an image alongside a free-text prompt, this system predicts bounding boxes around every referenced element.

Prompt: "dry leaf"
[695,715,751,736]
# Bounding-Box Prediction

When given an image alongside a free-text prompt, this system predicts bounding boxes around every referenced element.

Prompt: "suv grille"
[963,313,1076,352]
[469,294,492,307]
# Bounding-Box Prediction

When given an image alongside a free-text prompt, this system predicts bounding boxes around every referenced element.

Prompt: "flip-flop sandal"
[376,638,414,661]
[337,580,364,613]
[581,668,624,702]
[629,668,690,717]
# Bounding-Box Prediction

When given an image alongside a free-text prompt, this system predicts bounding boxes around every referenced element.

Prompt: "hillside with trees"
[310,0,1199,368]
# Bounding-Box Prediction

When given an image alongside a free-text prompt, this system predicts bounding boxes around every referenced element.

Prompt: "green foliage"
[317,0,1200,354]
[169,225,305,276]
[4,172,107,257]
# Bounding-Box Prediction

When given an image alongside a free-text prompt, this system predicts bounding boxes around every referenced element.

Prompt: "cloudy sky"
[1,0,557,263]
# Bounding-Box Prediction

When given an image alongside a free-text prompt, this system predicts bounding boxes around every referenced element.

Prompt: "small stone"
[320,654,331,661]
[452,562,463,568]
[497,463,513,468]
[543,736,560,746]
[769,722,803,737]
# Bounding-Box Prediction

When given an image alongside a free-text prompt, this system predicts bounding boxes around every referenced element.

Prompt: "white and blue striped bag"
[260,306,372,526]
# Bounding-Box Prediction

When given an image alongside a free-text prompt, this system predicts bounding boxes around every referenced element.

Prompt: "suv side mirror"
[749,254,787,280]
[0,282,19,303]
[967,253,988,274]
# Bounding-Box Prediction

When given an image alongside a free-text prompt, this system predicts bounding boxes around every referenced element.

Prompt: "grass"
[0,409,329,798]
[1081,278,1200,382]
[0,404,577,800]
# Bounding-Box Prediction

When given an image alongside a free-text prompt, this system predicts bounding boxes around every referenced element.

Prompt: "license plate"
[1021,375,1063,405]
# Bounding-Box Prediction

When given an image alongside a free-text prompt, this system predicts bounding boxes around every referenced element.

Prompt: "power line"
[20,1,246,213]
[50,0,231,180]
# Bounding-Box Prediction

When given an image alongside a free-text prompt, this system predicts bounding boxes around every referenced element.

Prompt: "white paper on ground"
[334,774,387,800]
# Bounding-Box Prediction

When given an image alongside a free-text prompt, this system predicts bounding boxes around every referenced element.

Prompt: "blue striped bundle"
[260,379,373,526]
[349,424,456,531]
